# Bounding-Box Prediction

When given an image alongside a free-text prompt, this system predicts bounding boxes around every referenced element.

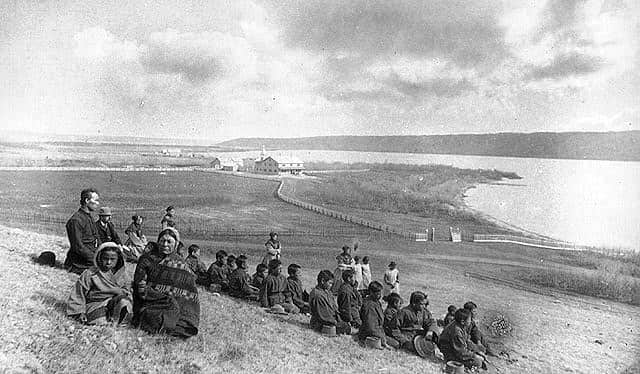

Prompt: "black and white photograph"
[0,0,639,373]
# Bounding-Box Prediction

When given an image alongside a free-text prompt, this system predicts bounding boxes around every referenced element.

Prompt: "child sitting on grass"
[252,263,268,289]
[309,270,351,335]
[259,259,299,313]
[383,292,403,349]
[337,269,363,328]
[185,244,209,286]
[226,254,238,273]
[67,242,133,325]
[442,304,457,327]
[286,263,310,314]
[207,250,229,292]
[228,255,259,300]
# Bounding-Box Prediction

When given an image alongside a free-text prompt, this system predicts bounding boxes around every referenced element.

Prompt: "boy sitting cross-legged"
[185,244,209,286]
[286,263,310,314]
[259,259,299,313]
[337,269,363,328]
[358,281,389,348]
[309,270,351,335]
[252,263,268,290]
[228,255,259,300]
[207,250,229,292]
[67,242,133,325]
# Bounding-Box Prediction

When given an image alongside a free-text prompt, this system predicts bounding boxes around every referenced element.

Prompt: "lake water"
[224,150,640,250]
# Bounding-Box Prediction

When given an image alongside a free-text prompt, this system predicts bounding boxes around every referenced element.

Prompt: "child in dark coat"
[185,245,209,286]
[337,269,362,328]
[286,263,310,314]
[228,255,259,300]
[259,259,299,313]
[383,292,403,349]
[252,263,268,289]
[309,270,351,335]
[207,250,229,292]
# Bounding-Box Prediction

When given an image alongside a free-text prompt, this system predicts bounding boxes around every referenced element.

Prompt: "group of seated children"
[308,267,493,371]
[202,249,310,314]
[65,233,492,371]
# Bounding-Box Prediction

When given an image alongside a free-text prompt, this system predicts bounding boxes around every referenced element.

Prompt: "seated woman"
[123,215,147,261]
[67,242,132,325]
[132,228,200,338]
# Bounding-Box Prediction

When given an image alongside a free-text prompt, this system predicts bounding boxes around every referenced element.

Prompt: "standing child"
[361,256,372,290]
[252,263,268,290]
[67,242,133,325]
[383,261,400,297]
[353,256,365,295]
[331,245,354,294]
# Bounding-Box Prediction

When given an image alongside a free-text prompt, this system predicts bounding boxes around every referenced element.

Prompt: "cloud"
[526,52,606,80]
[274,0,507,68]
[142,29,258,83]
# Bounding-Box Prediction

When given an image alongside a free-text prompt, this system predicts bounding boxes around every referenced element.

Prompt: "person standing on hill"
[95,207,122,245]
[261,231,281,265]
[65,188,101,274]
[383,262,400,297]
[161,206,176,229]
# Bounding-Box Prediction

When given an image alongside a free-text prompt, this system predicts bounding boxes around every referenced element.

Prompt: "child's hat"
[266,304,288,315]
[320,325,337,337]
[413,335,435,358]
[365,336,383,349]
[445,361,465,374]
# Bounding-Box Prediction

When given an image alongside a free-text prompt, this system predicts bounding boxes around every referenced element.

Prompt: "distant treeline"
[219,131,640,161]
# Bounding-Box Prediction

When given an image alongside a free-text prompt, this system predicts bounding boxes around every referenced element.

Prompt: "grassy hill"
[2,222,640,373]
[218,131,640,161]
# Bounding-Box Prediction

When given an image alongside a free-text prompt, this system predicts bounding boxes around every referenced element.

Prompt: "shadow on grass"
[32,291,67,315]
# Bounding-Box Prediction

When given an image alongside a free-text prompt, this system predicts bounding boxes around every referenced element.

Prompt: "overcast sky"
[1,0,638,141]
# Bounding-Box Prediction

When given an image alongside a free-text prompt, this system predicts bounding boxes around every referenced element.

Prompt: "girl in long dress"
[383,261,400,297]
[261,231,281,265]
[330,245,354,294]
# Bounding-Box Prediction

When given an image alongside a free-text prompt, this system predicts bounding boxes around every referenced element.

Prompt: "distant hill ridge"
[218,131,640,161]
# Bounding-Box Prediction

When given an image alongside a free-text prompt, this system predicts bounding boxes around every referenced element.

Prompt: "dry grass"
[2,225,640,373]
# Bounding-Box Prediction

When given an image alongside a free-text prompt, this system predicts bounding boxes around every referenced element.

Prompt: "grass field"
[0,170,376,237]
[2,224,639,374]
[1,166,640,372]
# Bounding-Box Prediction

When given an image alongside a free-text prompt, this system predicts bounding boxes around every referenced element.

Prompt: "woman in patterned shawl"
[132,227,200,338]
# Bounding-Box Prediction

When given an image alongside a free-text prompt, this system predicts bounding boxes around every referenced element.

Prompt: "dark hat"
[365,336,383,349]
[37,251,56,267]
[321,325,337,337]
[414,335,435,358]
[445,361,465,374]
[98,207,112,216]
[266,304,288,315]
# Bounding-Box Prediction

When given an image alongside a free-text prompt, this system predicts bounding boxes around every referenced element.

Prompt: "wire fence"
[0,209,393,242]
